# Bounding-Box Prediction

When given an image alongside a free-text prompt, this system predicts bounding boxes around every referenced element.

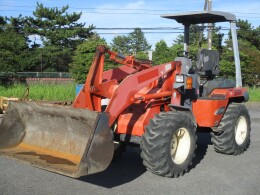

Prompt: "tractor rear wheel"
[211,104,251,155]
[140,112,197,178]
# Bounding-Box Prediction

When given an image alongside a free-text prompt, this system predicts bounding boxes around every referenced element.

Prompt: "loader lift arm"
[73,45,152,112]
[73,45,181,127]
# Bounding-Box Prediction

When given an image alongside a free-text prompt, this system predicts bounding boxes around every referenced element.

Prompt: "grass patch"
[248,87,260,102]
[0,83,76,101]
[0,83,259,102]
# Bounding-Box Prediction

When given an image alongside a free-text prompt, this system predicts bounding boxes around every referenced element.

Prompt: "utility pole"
[208,0,212,50]
[203,0,208,10]
[199,0,208,47]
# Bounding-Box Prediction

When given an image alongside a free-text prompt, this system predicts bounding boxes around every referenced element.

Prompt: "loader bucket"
[0,101,114,178]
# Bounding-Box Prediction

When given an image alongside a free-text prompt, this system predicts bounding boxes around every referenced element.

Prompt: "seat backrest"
[196,49,220,79]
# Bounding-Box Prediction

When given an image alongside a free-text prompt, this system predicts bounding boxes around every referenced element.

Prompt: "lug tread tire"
[211,104,251,155]
[140,111,197,178]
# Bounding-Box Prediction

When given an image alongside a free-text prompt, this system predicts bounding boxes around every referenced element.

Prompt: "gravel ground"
[0,103,259,195]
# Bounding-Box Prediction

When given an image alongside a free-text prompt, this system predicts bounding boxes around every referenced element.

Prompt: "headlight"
[176,75,184,83]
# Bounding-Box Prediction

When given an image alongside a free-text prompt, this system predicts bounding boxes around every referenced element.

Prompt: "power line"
[1,9,260,18]
[0,9,167,16]
[0,9,32,13]
[95,27,183,30]
[0,4,181,12]
[96,31,183,34]
[1,25,259,33]
[0,5,260,18]
[0,4,260,15]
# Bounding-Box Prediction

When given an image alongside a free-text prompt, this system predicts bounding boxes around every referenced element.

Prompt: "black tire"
[140,111,197,178]
[211,104,251,155]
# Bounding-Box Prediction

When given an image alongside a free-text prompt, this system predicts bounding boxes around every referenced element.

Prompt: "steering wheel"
[177,50,197,61]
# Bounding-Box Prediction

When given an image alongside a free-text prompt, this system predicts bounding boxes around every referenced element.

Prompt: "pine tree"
[111,28,151,55]
[26,3,94,71]
[128,28,151,54]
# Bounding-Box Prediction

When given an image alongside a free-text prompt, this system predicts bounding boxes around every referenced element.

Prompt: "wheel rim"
[235,116,248,145]
[171,128,191,165]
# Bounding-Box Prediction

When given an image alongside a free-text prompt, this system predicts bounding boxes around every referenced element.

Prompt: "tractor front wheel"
[211,104,251,155]
[140,112,197,178]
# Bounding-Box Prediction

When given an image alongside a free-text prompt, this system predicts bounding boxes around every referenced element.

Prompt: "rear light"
[186,76,193,89]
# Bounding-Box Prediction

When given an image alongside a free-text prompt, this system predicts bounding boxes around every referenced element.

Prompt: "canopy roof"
[161,11,236,25]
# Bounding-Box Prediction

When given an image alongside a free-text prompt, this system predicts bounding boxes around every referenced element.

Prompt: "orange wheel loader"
[0,11,251,178]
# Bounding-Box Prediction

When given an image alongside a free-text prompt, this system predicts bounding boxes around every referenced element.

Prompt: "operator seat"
[196,49,235,97]
[196,48,220,79]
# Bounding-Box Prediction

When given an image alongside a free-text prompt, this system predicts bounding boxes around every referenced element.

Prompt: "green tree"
[135,51,149,60]
[220,39,260,87]
[236,19,260,50]
[111,35,130,54]
[174,24,223,51]
[220,20,260,87]
[174,25,206,45]
[153,40,174,64]
[70,35,120,83]
[128,28,151,54]
[170,43,186,58]
[26,3,94,72]
[27,3,94,48]
[211,25,224,51]
[111,28,151,55]
[70,35,105,83]
[0,16,28,72]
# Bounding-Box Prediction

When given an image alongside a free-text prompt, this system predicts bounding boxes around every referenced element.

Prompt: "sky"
[0,0,260,49]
